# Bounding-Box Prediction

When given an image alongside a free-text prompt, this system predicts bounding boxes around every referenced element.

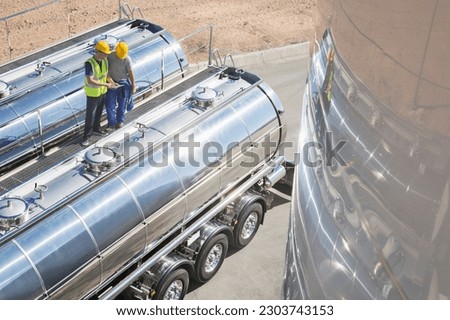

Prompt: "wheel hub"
[241,212,258,239]
[204,244,223,273]
[163,280,184,300]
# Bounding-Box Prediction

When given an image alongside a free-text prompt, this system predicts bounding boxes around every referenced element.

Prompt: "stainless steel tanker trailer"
[0,64,287,300]
[0,18,187,174]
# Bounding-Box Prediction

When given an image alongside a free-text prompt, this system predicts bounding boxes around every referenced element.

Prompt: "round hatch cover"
[0,197,29,228]
[85,147,116,164]
[0,80,10,98]
[84,146,118,173]
[192,86,217,108]
[0,81,8,91]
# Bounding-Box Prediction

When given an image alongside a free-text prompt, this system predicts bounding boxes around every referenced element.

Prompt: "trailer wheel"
[194,233,229,283]
[155,268,189,300]
[233,202,262,249]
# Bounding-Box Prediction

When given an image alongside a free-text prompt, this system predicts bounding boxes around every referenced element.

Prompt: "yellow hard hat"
[115,42,128,59]
[95,40,112,54]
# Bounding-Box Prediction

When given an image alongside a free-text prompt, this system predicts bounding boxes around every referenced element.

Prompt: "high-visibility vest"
[84,57,108,97]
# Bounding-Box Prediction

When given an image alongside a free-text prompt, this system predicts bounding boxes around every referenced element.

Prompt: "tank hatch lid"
[84,146,118,174]
[0,81,8,91]
[0,80,10,98]
[0,197,29,230]
[192,86,217,109]
[85,147,117,164]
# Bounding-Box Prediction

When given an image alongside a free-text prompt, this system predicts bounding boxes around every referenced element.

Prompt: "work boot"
[81,137,90,146]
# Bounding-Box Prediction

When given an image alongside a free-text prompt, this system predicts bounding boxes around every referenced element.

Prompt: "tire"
[194,233,229,283]
[154,268,189,300]
[233,202,262,249]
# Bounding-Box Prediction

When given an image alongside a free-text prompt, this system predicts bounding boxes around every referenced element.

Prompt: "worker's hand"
[131,84,136,94]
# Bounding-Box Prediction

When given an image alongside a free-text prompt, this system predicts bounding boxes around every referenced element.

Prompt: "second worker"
[106,41,136,130]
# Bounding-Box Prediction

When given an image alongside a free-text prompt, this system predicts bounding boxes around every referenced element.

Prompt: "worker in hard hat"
[82,40,117,146]
[105,41,136,131]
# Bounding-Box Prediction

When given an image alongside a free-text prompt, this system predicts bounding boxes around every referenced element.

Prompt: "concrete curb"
[191,42,310,70]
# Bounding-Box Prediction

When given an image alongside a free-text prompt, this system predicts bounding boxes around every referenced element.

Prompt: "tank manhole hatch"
[0,197,29,230]
[192,86,217,109]
[84,146,120,174]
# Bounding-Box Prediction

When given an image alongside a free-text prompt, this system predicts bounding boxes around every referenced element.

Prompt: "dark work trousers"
[84,94,105,139]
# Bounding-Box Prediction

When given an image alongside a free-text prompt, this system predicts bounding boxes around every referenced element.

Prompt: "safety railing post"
[160,49,165,90]
[4,20,12,61]
[208,25,213,66]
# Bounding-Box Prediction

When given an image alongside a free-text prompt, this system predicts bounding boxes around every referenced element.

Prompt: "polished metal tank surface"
[0,66,285,299]
[284,0,450,299]
[0,19,187,173]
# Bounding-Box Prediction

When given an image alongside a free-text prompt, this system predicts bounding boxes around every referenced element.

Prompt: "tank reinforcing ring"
[0,197,29,230]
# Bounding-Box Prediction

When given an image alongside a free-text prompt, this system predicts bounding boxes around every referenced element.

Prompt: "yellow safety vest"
[84,57,108,97]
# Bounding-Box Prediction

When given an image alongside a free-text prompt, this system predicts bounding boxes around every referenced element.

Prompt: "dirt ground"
[0,0,315,65]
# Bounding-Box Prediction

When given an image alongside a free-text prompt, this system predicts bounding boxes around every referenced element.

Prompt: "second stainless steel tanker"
[0,66,286,300]
[0,19,187,174]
